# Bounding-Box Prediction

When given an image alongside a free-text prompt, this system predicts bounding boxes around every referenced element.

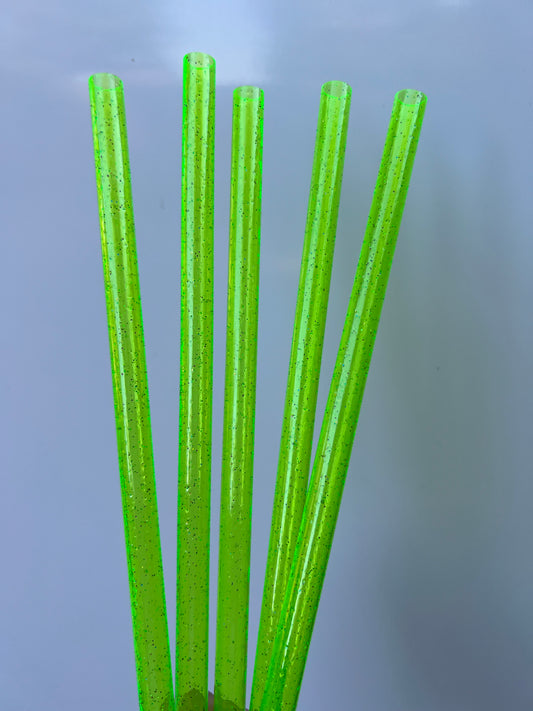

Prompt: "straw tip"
[321,80,352,99]
[396,89,427,107]
[234,85,264,102]
[184,52,216,69]
[89,73,123,90]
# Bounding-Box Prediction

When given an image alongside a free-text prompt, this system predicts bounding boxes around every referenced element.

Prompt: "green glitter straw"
[176,52,216,711]
[260,89,427,711]
[88,73,175,711]
[250,80,351,711]
[214,86,264,711]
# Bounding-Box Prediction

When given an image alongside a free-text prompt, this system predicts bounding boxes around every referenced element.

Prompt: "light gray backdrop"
[2,0,533,709]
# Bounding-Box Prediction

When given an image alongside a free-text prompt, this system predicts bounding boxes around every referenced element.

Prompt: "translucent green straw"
[88,73,175,711]
[214,86,264,711]
[176,52,216,711]
[259,89,427,711]
[250,80,351,711]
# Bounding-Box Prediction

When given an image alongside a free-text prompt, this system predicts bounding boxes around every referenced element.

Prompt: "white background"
[2,1,533,709]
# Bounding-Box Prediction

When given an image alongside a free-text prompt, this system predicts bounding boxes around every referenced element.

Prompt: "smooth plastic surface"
[176,52,216,711]
[250,80,351,711]
[259,89,427,711]
[88,73,174,711]
[214,86,264,711]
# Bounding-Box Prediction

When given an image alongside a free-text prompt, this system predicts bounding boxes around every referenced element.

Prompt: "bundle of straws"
[89,51,426,711]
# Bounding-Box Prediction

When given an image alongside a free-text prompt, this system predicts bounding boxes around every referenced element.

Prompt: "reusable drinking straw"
[88,74,174,711]
[177,52,216,711]
[214,86,264,711]
[260,89,427,711]
[250,80,351,711]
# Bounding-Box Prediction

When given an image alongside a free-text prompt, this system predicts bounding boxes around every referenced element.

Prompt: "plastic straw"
[260,89,427,711]
[176,52,216,711]
[214,86,264,711]
[88,73,175,711]
[250,80,351,711]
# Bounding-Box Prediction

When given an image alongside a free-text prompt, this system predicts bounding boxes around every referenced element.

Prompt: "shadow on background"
[373,132,533,709]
